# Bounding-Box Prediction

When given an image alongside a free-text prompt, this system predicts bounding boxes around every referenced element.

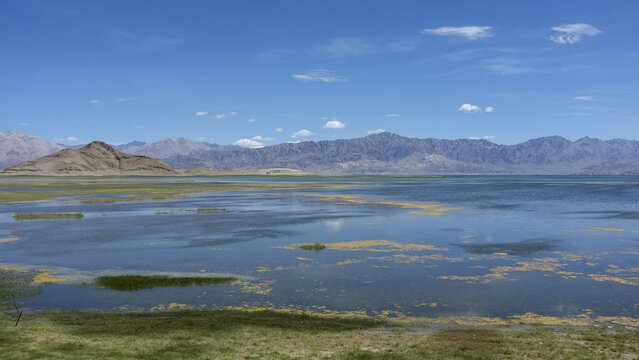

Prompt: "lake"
[1,176,638,321]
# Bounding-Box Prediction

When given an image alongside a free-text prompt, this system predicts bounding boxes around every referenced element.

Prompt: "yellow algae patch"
[324,239,447,252]
[301,194,459,215]
[439,258,570,284]
[622,249,639,255]
[594,227,625,232]
[0,264,30,272]
[493,252,508,256]
[0,236,20,243]
[336,258,363,266]
[234,279,274,295]
[296,257,312,261]
[256,266,271,272]
[150,303,196,311]
[33,269,75,284]
[588,274,638,286]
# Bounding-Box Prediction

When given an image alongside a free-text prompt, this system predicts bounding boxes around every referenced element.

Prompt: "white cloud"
[292,69,345,83]
[574,95,593,101]
[367,129,388,134]
[66,136,79,142]
[90,99,100,104]
[233,138,264,148]
[196,137,207,141]
[275,127,283,132]
[230,111,238,116]
[323,118,346,129]
[214,113,226,119]
[116,98,127,102]
[484,106,495,113]
[291,129,312,138]
[251,135,274,141]
[385,113,400,118]
[248,118,257,123]
[422,26,493,40]
[195,111,209,117]
[469,135,496,140]
[550,23,602,44]
[458,103,482,113]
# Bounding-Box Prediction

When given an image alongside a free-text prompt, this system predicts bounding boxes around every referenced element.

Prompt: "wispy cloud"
[292,69,345,83]
[256,48,291,63]
[116,98,127,102]
[550,23,602,44]
[248,118,257,123]
[367,129,388,134]
[214,113,226,119]
[107,29,180,52]
[422,26,493,40]
[195,111,209,117]
[312,37,419,58]
[291,129,312,138]
[458,103,482,113]
[90,99,100,104]
[323,118,346,129]
[385,113,400,118]
[66,136,79,142]
[485,58,532,75]
[275,127,283,133]
[315,37,377,58]
[574,95,593,101]
[484,106,495,112]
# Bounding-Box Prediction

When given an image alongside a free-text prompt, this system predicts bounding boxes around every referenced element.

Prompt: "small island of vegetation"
[95,275,238,291]
[13,213,84,220]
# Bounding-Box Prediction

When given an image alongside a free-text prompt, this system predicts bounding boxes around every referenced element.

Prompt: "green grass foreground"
[299,243,327,251]
[95,275,238,291]
[13,213,84,220]
[0,310,638,359]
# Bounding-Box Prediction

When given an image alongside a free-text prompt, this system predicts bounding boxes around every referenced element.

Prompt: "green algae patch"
[299,243,326,251]
[13,213,84,220]
[155,208,228,214]
[95,275,238,291]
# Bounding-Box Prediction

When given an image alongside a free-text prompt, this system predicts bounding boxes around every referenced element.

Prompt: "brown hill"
[1,141,176,176]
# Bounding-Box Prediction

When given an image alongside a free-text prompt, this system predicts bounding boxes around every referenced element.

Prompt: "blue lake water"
[1,176,638,319]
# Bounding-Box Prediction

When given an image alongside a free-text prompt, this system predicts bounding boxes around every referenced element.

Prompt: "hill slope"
[2,141,176,176]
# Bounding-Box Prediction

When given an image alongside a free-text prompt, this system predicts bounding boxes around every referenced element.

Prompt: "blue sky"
[2,0,639,147]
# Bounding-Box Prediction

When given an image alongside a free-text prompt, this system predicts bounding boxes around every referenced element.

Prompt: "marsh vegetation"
[299,243,327,251]
[94,275,238,291]
[13,213,84,220]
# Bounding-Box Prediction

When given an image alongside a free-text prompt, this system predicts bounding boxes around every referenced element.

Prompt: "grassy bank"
[0,310,638,359]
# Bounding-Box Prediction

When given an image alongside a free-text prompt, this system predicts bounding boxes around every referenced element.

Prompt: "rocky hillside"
[160,132,639,175]
[116,137,236,159]
[0,131,65,169]
[2,141,176,176]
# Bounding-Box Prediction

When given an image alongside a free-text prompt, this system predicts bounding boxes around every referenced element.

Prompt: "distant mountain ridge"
[1,130,638,174]
[160,132,639,175]
[0,131,65,169]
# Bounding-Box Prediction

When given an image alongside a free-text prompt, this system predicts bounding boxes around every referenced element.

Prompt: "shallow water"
[1,176,638,319]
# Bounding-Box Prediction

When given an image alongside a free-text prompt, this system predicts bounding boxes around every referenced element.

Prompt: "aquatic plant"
[299,243,326,251]
[13,213,84,220]
[94,275,238,291]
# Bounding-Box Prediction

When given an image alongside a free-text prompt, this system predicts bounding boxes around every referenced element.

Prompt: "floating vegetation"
[299,243,326,251]
[454,238,557,256]
[95,275,238,291]
[13,213,84,220]
[301,194,460,215]
[279,239,447,252]
[155,207,227,215]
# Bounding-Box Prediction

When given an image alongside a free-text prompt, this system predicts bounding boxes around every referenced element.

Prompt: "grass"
[299,243,327,251]
[13,213,84,220]
[0,180,347,203]
[0,310,638,359]
[94,275,239,291]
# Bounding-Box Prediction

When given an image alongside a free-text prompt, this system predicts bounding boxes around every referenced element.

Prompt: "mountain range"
[1,130,638,175]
